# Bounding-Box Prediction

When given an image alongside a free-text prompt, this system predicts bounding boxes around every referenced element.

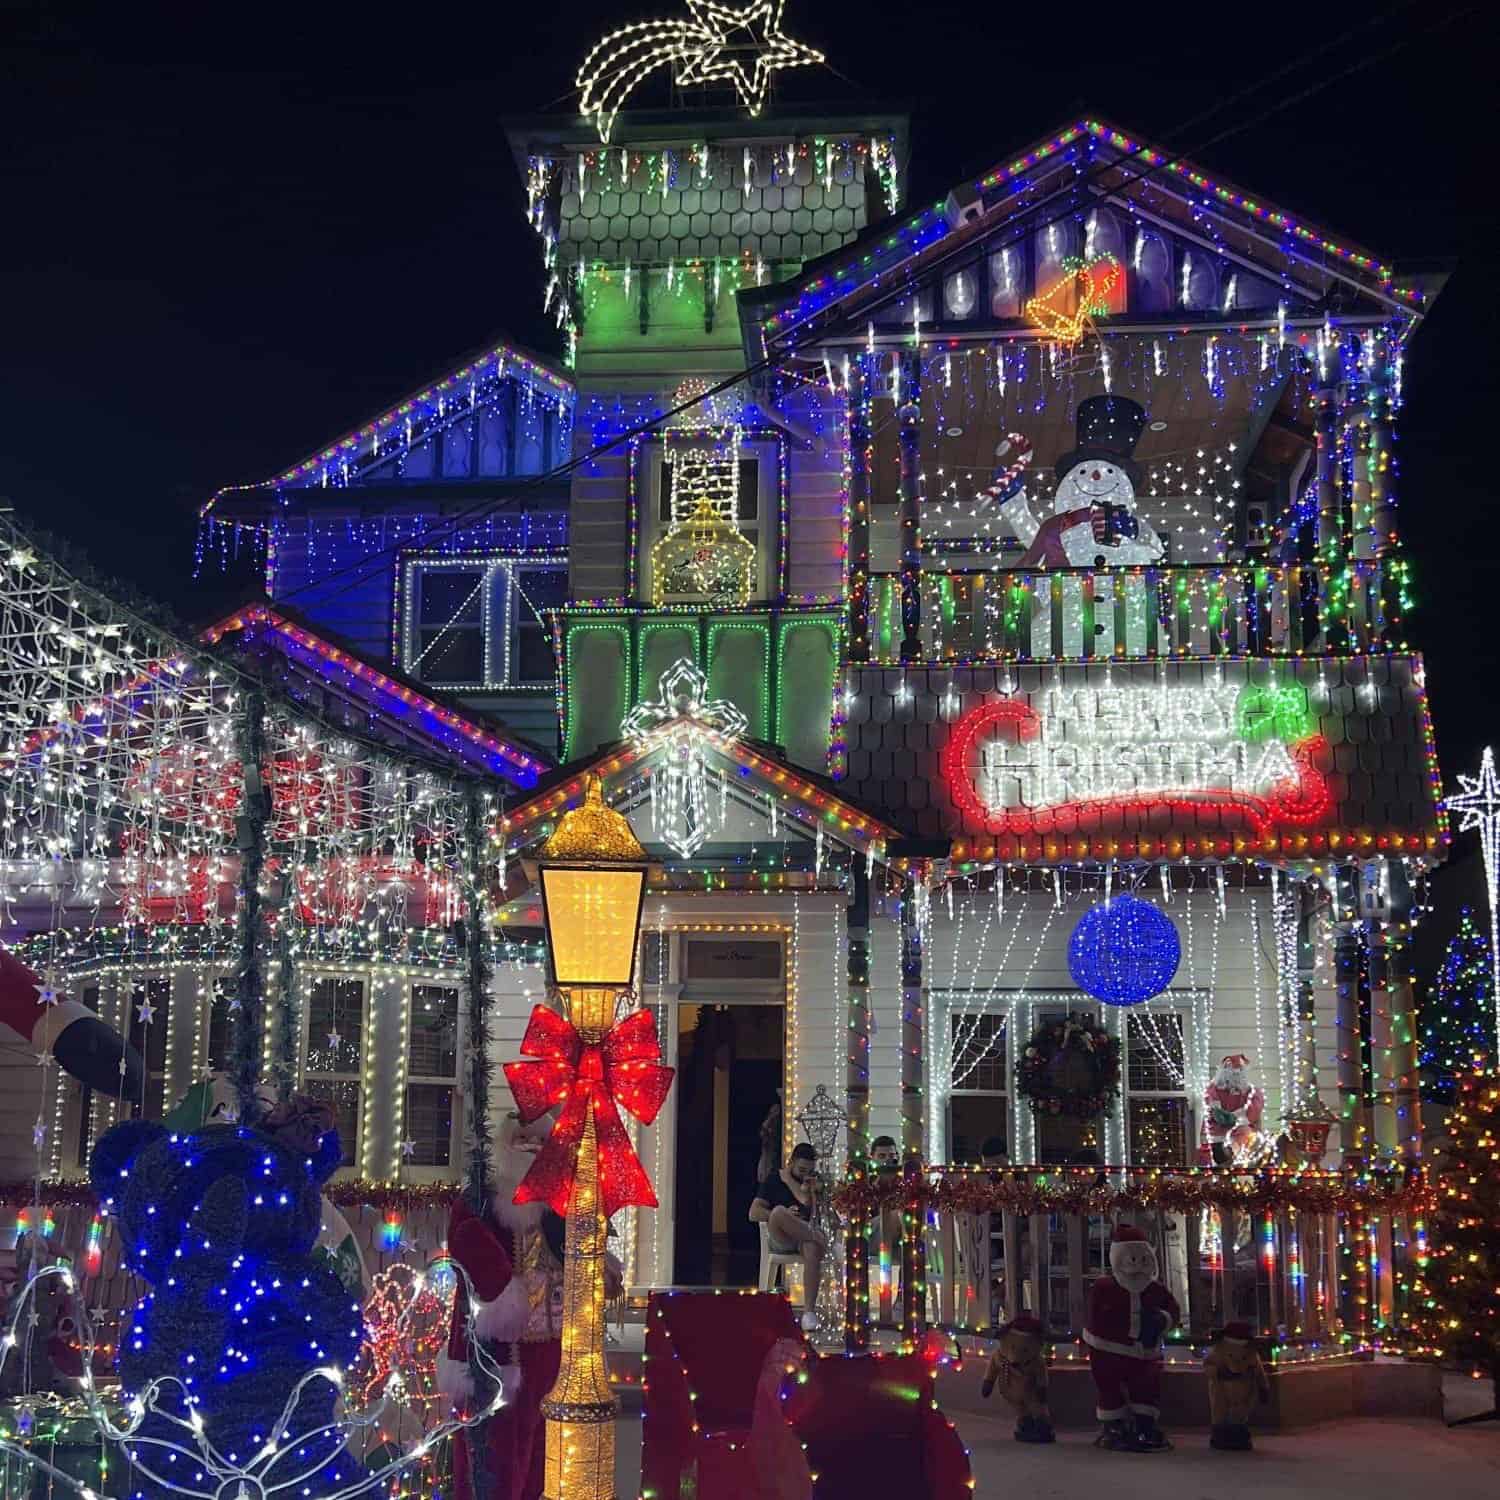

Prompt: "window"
[404,984,459,1168]
[127,976,171,1120]
[942,267,978,320]
[206,976,236,1073]
[303,977,364,1168]
[641,439,777,604]
[413,568,485,684]
[1125,1010,1190,1166]
[508,565,568,686]
[1180,251,1219,312]
[1132,233,1173,314]
[404,555,569,689]
[948,1012,1008,1163]
[989,245,1021,317]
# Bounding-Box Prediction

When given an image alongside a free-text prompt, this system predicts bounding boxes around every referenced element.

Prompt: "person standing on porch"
[750,1142,828,1331]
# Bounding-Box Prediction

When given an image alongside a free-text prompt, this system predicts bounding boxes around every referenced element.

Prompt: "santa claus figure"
[1200,1055,1265,1165]
[442,1111,621,1500]
[993,395,1165,569]
[1083,1224,1180,1451]
[0,944,142,1096]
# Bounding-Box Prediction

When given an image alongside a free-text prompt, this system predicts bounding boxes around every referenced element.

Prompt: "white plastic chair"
[758,1220,803,1298]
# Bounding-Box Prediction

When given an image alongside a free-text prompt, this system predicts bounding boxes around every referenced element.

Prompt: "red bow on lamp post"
[503,1004,675,1219]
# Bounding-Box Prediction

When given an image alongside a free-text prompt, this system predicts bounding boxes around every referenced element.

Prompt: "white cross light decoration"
[577,1,824,142]
[622,658,748,858]
[1447,744,1500,1055]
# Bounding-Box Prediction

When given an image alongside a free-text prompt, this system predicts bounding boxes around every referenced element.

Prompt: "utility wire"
[261,0,1460,615]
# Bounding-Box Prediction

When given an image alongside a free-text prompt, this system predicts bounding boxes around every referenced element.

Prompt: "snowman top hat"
[1057,395,1147,487]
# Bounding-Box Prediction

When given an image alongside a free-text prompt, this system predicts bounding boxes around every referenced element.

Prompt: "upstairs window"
[404,556,568,689]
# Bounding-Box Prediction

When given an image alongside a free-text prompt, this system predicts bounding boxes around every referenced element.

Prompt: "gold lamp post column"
[528,776,652,1500]
[541,990,618,1500]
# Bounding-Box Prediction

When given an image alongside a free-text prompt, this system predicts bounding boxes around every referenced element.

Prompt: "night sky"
[1,1,1491,818]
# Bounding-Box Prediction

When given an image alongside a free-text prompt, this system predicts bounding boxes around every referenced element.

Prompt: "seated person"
[750,1142,828,1332]
[870,1133,904,1252]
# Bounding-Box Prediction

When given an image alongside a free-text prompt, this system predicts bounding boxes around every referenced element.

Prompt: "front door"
[672,1002,784,1287]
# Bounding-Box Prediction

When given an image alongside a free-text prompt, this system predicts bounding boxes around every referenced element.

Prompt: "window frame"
[300,972,367,1173]
[401,552,569,690]
[637,435,780,605]
[945,1008,1010,1164]
[402,981,463,1177]
[1122,1004,1193,1168]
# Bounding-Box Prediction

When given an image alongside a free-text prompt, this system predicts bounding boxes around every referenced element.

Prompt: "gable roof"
[200,336,574,525]
[741,116,1442,358]
[202,602,551,786]
[497,721,905,867]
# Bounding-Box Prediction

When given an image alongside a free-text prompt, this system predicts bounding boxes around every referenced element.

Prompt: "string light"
[576,1,824,143]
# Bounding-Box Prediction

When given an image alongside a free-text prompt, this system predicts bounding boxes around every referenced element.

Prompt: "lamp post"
[530,775,650,1500]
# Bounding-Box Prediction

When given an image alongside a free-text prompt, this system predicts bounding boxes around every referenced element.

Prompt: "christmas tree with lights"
[1414,1071,1500,1420]
[1420,907,1494,1105]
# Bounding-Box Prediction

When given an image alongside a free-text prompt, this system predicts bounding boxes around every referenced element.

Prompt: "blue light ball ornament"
[1067,893,1180,1006]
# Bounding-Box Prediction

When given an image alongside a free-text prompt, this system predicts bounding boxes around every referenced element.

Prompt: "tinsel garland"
[1015,1014,1120,1119]
[832,1164,1429,1218]
[0,1179,466,1210]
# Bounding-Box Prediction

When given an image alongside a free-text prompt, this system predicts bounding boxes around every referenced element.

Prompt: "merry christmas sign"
[837,657,1444,861]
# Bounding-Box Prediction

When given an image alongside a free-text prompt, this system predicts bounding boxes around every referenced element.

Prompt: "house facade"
[6,101,1446,1342]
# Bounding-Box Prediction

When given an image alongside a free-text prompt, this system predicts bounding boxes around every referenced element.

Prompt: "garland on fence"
[0,1180,464,1212]
[1015,1013,1120,1118]
[832,1164,1430,1219]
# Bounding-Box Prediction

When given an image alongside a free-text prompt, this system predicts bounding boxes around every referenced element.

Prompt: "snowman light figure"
[993,395,1165,569]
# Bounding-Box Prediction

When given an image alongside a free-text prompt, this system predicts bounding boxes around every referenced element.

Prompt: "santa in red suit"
[1083,1224,1180,1452]
[441,1111,621,1500]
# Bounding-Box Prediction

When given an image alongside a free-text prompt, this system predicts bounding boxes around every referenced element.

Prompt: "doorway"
[672,1002,784,1287]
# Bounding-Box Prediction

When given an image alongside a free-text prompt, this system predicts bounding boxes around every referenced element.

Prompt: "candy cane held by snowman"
[990,395,1166,569]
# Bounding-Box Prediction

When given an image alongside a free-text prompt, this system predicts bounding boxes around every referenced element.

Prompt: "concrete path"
[612,1378,1500,1499]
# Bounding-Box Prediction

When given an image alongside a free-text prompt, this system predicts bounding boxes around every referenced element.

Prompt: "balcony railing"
[866,561,1394,661]
[839,1165,1422,1355]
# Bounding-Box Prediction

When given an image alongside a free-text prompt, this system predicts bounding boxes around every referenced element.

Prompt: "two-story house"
[172,102,1446,1341]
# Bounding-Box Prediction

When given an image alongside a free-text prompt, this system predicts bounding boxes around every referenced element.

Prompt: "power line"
[264,1,1458,615]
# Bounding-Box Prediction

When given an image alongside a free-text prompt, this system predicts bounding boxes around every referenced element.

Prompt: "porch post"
[897,349,924,663]
[844,863,872,1352]
[231,688,268,1125]
[847,354,875,663]
[1366,326,1401,643]
[1332,904,1365,1164]
[899,871,926,1346]
[1311,348,1343,652]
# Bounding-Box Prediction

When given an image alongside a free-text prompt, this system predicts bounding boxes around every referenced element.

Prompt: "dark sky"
[1,0,1492,791]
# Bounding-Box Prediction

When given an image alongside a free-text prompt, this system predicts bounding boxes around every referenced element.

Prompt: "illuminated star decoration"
[135,998,156,1026]
[577,0,824,143]
[622,657,748,859]
[1446,744,1500,1054]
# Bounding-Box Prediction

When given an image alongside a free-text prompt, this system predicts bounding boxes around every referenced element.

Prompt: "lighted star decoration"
[1447,745,1500,1053]
[135,998,156,1026]
[577,0,824,143]
[622,657,748,859]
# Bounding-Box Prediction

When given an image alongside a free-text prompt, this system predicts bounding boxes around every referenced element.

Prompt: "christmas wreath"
[1015,1013,1120,1118]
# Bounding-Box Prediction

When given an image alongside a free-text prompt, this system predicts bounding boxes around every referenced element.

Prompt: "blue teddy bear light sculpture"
[90,1119,366,1500]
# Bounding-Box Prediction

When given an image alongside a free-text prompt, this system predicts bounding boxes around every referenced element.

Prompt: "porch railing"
[866,561,1393,662]
[837,1165,1424,1355]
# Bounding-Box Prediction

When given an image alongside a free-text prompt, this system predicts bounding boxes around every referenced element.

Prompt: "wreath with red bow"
[1015,1014,1120,1119]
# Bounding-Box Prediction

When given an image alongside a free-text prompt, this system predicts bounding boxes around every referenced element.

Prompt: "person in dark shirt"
[749,1142,827,1331]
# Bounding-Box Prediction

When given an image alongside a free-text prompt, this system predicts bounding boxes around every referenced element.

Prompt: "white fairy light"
[0,1263,505,1500]
[576,2,825,143]
[622,657,749,859]
[1446,746,1500,1053]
